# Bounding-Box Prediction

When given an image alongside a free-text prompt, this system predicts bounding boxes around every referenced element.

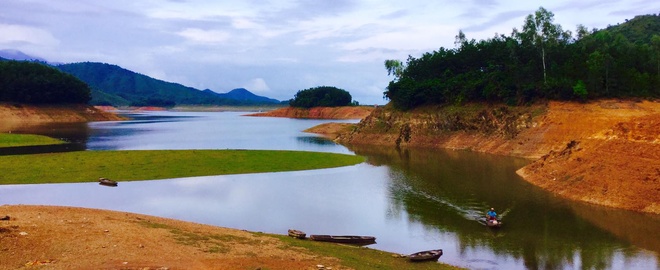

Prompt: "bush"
[289,86,352,108]
[573,80,588,101]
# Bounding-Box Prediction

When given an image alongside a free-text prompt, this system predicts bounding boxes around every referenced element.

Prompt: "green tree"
[289,86,352,108]
[381,9,660,110]
[0,61,91,104]
[575,24,591,41]
[652,35,660,80]
[518,7,569,85]
[573,80,588,101]
[384,59,405,80]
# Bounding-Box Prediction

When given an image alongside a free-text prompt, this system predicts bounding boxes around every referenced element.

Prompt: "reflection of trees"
[12,122,91,144]
[295,136,337,146]
[570,202,660,253]
[348,144,655,270]
[0,122,90,155]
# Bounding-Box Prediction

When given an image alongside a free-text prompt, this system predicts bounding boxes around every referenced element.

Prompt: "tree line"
[289,86,356,108]
[384,8,660,110]
[0,60,91,104]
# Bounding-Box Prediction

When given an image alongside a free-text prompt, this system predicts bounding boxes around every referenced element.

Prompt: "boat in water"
[486,218,502,228]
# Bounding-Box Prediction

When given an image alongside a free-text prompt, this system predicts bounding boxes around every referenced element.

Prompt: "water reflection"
[295,136,337,146]
[0,143,85,156]
[349,145,659,270]
[3,122,92,144]
[1,111,658,270]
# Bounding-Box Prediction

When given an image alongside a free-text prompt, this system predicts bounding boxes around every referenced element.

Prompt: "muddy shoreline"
[311,100,660,214]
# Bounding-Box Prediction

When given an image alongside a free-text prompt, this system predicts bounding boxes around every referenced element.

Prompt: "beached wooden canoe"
[98,177,118,187]
[288,229,306,239]
[309,235,376,245]
[408,249,443,262]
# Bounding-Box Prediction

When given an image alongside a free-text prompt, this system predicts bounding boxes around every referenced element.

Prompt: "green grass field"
[0,133,65,148]
[0,150,365,185]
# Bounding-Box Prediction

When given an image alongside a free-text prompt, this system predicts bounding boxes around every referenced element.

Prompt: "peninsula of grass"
[0,133,65,148]
[0,150,365,185]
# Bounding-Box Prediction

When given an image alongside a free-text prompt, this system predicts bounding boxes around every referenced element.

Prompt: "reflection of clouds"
[1,162,657,270]
[3,111,658,270]
[170,175,229,188]
[85,112,357,154]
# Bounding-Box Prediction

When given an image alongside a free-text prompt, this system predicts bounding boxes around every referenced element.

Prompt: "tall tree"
[575,24,590,41]
[384,59,405,80]
[454,30,467,48]
[519,7,568,85]
[652,35,660,79]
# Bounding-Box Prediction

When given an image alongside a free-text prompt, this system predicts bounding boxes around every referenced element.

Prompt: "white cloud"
[0,24,59,46]
[2,0,658,106]
[176,28,231,45]
[231,17,260,29]
[245,78,271,93]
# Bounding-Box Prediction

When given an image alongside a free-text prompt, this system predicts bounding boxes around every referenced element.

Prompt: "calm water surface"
[1,111,658,270]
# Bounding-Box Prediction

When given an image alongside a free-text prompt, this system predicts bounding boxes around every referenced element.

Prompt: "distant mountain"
[0,50,281,106]
[204,88,280,104]
[0,49,47,62]
[57,62,280,106]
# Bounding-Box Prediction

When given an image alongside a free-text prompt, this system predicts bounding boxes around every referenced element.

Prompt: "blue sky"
[1,0,657,104]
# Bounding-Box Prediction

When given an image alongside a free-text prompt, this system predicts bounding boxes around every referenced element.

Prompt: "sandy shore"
[0,205,346,270]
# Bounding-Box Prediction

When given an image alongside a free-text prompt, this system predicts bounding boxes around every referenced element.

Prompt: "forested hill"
[606,14,660,44]
[384,10,660,110]
[212,88,280,104]
[57,62,280,107]
[0,60,91,104]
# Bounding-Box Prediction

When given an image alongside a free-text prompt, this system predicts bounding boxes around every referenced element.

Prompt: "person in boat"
[487,208,497,221]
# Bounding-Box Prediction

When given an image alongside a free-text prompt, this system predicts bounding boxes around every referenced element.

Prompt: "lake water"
[1,111,659,270]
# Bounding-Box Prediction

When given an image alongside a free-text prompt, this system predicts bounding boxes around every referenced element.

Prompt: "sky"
[1,0,658,105]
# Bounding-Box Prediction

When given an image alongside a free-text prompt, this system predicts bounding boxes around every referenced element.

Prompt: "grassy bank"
[273,234,463,270]
[0,133,65,148]
[0,150,365,185]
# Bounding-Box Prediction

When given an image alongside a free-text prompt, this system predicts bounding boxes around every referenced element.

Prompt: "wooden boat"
[288,229,306,239]
[486,218,502,228]
[98,177,118,187]
[408,249,443,262]
[309,235,376,245]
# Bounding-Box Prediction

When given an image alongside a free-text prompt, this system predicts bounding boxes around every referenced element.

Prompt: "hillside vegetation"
[0,61,90,104]
[57,62,280,107]
[289,86,356,108]
[384,9,660,110]
[337,9,660,213]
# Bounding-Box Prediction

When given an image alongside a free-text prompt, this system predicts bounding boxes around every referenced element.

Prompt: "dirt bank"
[0,103,124,132]
[0,205,344,270]
[0,105,459,270]
[246,106,374,119]
[324,100,660,214]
